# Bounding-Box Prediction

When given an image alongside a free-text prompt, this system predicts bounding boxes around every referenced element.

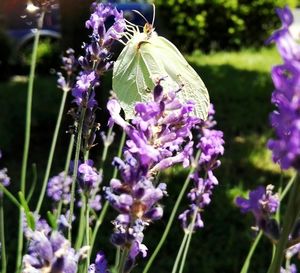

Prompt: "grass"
[0,46,290,273]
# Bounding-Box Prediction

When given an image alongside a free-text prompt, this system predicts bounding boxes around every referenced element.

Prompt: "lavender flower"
[22,230,80,273]
[179,104,224,231]
[107,81,199,172]
[85,3,125,48]
[106,81,201,270]
[88,251,109,273]
[236,185,279,233]
[69,2,125,152]
[266,6,300,170]
[281,264,297,273]
[77,160,102,211]
[47,171,72,204]
[0,151,10,197]
[23,213,51,238]
[57,48,77,92]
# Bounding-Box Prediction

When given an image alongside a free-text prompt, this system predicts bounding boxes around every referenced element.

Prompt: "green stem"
[26,163,37,204]
[16,209,24,273]
[75,194,86,249]
[17,13,44,273]
[68,107,87,241]
[86,197,91,269]
[114,247,121,270]
[178,210,198,273]
[118,248,129,273]
[56,134,75,221]
[90,201,109,251]
[35,90,68,214]
[142,151,201,273]
[240,231,263,273]
[20,11,44,195]
[0,197,6,273]
[112,131,126,178]
[171,233,189,273]
[267,173,300,273]
[0,184,21,209]
[99,125,113,168]
[90,130,126,252]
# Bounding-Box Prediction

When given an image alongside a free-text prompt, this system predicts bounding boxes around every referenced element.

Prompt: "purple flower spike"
[179,104,224,231]
[276,6,294,28]
[47,171,72,204]
[236,185,279,229]
[0,151,10,197]
[106,82,204,268]
[267,6,300,170]
[22,230,79,273]
[88,251,109,273]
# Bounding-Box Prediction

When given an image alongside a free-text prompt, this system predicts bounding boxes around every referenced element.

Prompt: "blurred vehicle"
[0,0,152,70]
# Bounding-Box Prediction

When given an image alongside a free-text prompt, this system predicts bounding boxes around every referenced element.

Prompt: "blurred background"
[0,0,298,272]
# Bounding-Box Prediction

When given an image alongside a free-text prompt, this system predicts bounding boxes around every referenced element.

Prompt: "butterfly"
[112,7,209,120]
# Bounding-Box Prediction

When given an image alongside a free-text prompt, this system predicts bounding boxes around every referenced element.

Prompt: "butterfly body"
[112,26,209,120]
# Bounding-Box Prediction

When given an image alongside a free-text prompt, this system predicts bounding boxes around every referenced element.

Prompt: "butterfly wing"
[147,35,210,120]
[113,31,210,120]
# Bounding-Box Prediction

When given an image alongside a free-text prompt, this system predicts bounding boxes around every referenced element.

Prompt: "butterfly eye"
[145,87,151,93]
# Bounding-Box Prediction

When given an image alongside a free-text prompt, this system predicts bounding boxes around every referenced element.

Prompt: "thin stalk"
[90,131,126,252]
[68,107,87,241]
[171,233,189,273]
[17,13,44,272]
[90,201,109,251]
[267,173,300,273]
[114,247,121,270]
[56,134,75,221]
[240,231,263,273]
[118,248,129,273]
[16,209,24,273]
[99,125,113,171]
[75,194,86,249]
[112,131,126,178]
[0,184,21,209]
[142,151,201,273]
[0,197,6,273]
[20,11,45,194]
[35,90,68,214]
[26,163,37,203]
[280,173,296,201]
[85,197,91,269]
[178,210,198,273]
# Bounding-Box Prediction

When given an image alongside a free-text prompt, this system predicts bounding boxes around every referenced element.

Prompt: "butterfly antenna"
[125,19,141,31]
[132,9,149,24]
[151,3,156,26]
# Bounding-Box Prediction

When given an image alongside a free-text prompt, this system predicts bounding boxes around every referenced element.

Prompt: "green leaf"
[18,192,35,230]
[47,211,57,230]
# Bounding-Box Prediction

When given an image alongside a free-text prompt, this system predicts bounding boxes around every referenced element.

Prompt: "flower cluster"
[47,171,72,204]
[72,2,125,107]
[22,230,80,273]
[266,6,300,170]
[77,160,102,211]
[236,185,279,237]
[69,2,125,152]
[179,105,225,231]
[0,151,10,193]
[88,251,109,273]
[106,81,200,269]
[57,48,77,92]
[107,81,199,172]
